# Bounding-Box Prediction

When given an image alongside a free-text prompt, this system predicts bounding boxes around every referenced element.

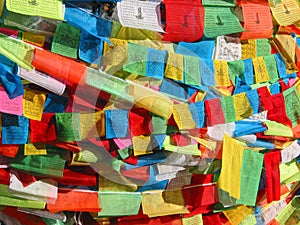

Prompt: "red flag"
[205,98,226,126]
[264,151,281,203]
[30,113,57,143]
[163,0,204,42]
[129,107,152,136]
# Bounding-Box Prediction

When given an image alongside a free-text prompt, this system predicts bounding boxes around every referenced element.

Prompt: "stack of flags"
[0,0,299,224]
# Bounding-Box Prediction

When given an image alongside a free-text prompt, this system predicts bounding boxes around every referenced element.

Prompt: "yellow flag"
[214,60,231,86]
[103,38,128,69]
[22,32,45,48]
[173,103,196,130]
[269,0,300,26]
[271,33,298,72]
[142,190,189,217]
[233,92,254,121]
[0,33,34,70]
[80,111,105,139]
[217,134,244,199]
[23,89,46,121]
[224,205,254,225]
[133,135,153,156]
[130,82,174,119]
[182,214,203,225]
[6,0,64,20]
[24,143,47,156]
[241,39,256,59]
[253,57,270,83]
[195,91,206,102]
[165,52,184,82]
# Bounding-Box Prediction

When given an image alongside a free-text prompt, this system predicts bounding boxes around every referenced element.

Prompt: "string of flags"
[0,0,300,224]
